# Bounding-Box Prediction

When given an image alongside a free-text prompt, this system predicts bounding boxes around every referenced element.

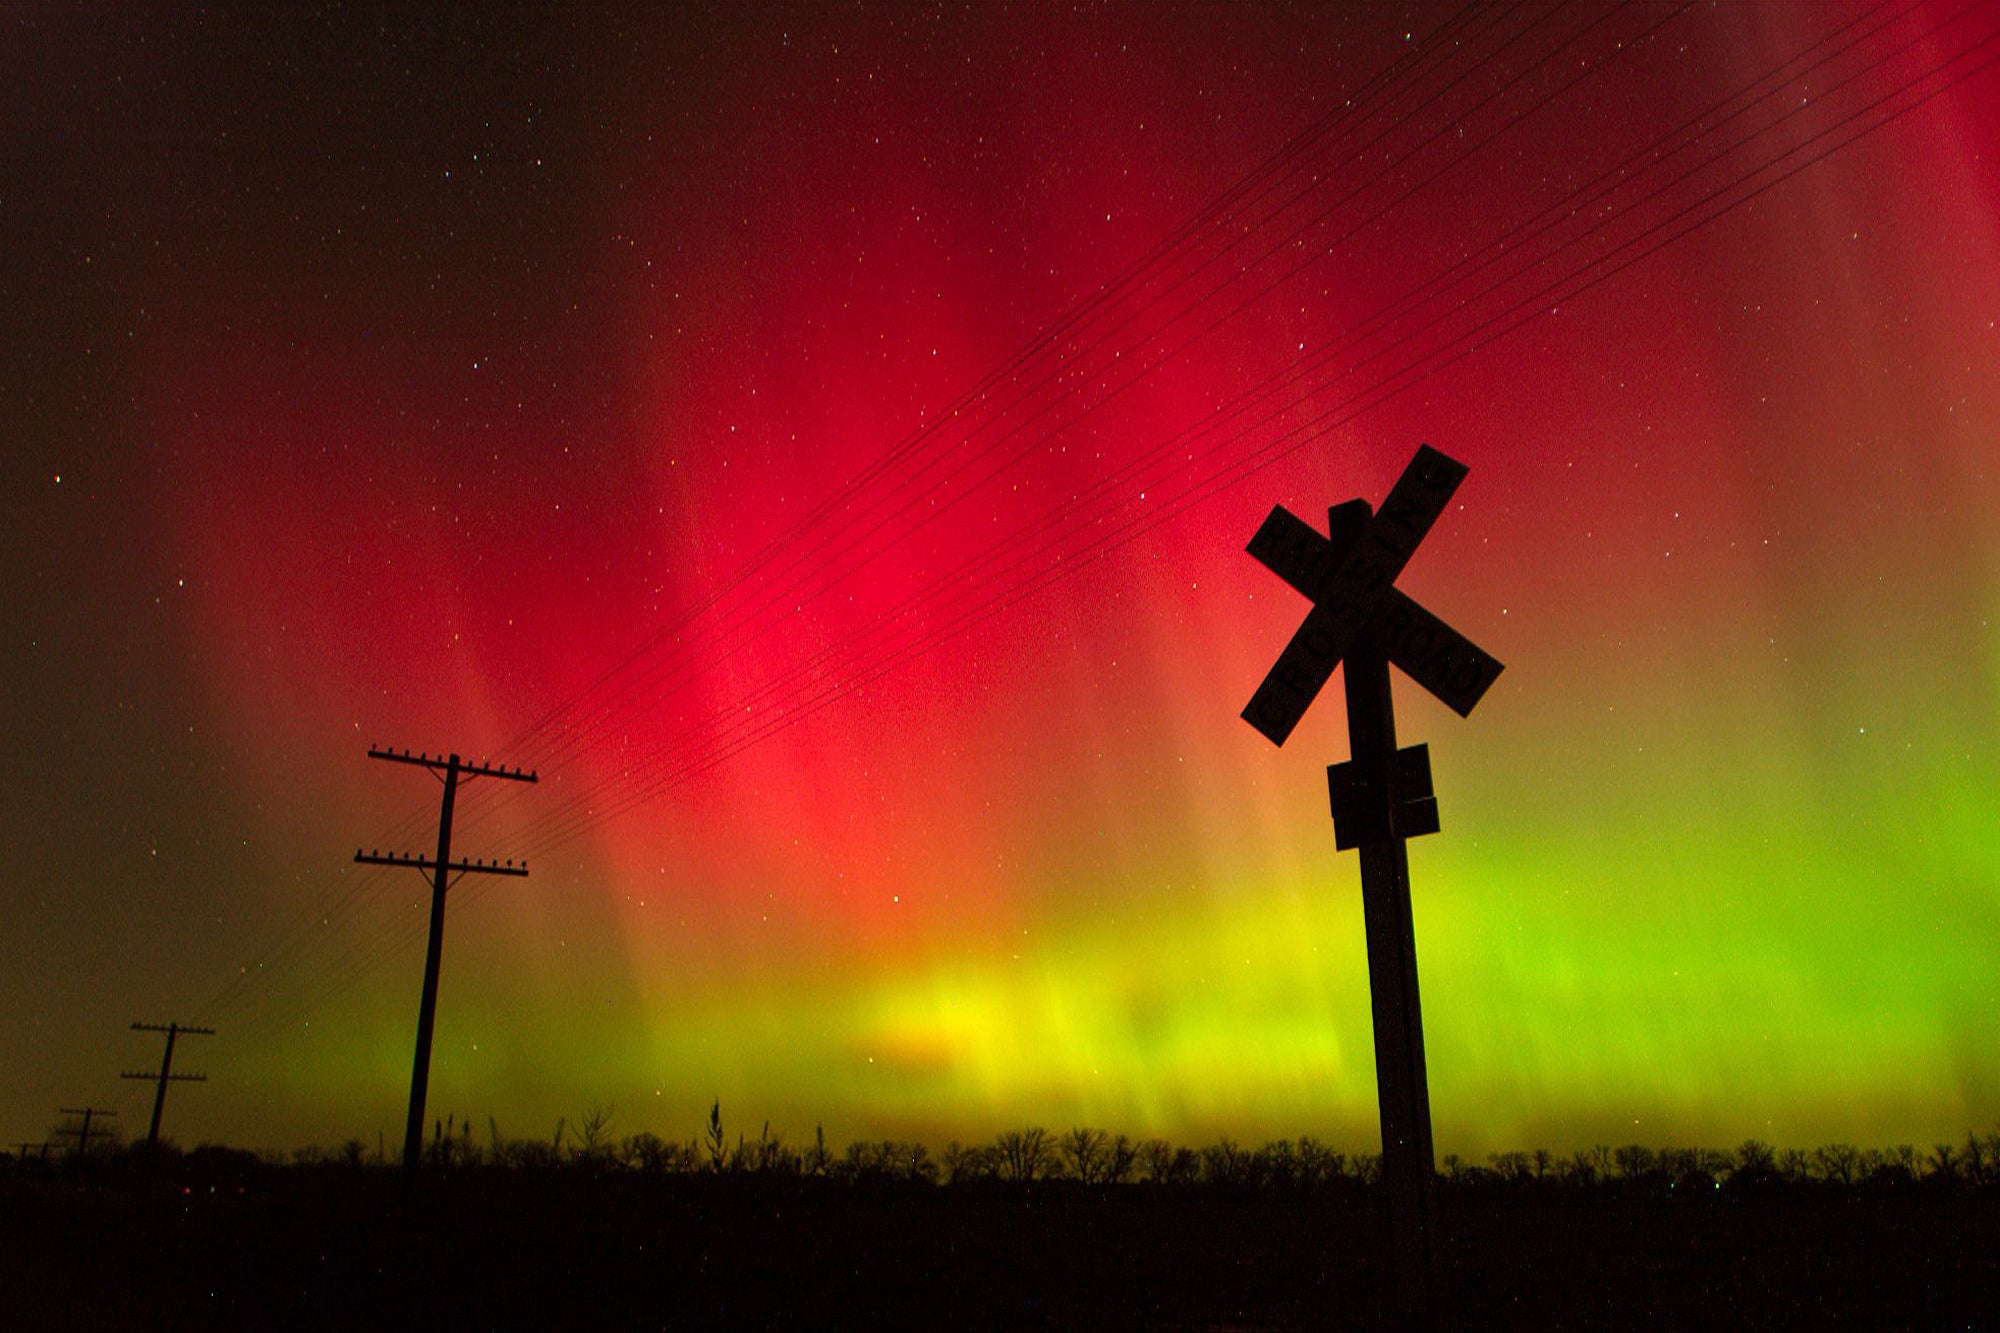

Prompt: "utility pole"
[1240,445,1505,1328]
[356,747,535,1176]
[122,1021,214,1148]
[56,1107,117,1160]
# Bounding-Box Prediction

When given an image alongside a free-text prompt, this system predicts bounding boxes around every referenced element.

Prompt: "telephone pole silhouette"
[356,747,535,1176]
[56,1107,117,1159]
[121,1021,213,1148]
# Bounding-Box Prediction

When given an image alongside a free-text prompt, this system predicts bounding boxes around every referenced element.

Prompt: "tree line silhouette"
[19,1102,2000,1196]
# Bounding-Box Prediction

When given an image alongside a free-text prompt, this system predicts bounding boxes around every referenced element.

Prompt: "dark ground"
[3,1167,1996,1330]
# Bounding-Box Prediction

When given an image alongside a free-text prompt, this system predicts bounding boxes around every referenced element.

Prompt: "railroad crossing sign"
[1243,444,1502,743]
[1240,443,1502,1325]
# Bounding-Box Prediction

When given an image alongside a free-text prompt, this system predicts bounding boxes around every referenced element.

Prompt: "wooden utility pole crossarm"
[357,747,536,1177]
[56,1107,116,1159]
[354,852,529,877]
[122,1020,214,1148]
[365,747,536,782]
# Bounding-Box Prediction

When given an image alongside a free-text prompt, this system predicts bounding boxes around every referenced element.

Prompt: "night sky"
[4,2,1996,1158]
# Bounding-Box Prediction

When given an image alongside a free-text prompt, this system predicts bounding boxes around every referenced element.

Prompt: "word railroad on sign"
[1239,442,1503,1326]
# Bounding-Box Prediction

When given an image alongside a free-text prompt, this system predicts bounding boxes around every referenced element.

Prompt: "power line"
[502,0,1978,854]
[196,0,1513,1039]
[199,3,1997,1047]
[238,2,1984,1016]
[463,2,1656,851]
[195,1,1503,1036]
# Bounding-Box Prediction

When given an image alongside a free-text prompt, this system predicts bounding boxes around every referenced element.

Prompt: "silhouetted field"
[4,1135,1998,1328]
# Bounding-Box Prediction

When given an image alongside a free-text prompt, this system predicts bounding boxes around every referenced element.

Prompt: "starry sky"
[3,2,1996,1157]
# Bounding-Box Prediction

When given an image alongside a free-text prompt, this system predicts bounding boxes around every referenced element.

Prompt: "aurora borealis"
[3,2,1997,1159]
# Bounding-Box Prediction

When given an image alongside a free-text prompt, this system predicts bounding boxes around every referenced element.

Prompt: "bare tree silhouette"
[993,1128,1053,1181]
[940,1139,994,1184]
[1200,1138,1259,1187]
[1812,1142,1861,1185]
[1295,1138,1347,1188]
[1960,1132,1991,1186]
[575,1103,616,1161]
[1735,1139,1776,1179]
[1060,1128,1110,1184]
[1612,1144,1656,1181]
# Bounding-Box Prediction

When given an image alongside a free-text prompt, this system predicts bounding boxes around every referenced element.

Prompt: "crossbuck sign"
[1243,444,1501,743]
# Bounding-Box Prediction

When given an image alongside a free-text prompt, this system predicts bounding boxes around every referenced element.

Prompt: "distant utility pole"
[356,747,536,1176]
[56,1107,117,1159]
[121,1020,214,1148]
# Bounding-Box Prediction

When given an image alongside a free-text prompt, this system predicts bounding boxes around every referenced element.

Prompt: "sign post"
[1240,445,1503,1324]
